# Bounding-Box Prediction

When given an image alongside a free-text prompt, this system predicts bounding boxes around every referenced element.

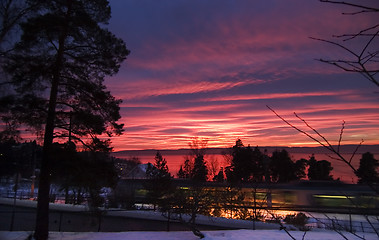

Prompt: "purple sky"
[104,0,379,150]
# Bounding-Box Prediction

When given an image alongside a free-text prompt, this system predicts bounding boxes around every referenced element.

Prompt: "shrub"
[284,213,309,230]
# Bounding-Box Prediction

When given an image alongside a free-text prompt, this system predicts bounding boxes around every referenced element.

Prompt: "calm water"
[112,149,378,183]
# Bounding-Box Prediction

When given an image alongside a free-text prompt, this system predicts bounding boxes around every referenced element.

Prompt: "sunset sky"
[105,0,379,151]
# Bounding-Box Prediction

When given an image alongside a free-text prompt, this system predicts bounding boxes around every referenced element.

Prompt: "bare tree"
[313,0,379,87]
[208,155,219,180]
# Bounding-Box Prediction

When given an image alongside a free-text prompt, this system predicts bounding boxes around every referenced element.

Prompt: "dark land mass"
[112,145,379,158]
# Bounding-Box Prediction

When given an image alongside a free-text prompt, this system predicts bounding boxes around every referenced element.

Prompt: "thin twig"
[301,231,307,240]
[310,37,358,57]
[348,139,363,164]
[265,208,297,240]
[294,112,335,151]
[267,106,330,150]
[319,0,379,13]
[335,24,379,41]
[338,121,345,153]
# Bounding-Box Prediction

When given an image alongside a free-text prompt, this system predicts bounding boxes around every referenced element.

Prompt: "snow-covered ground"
[1,182,378,239]
[1,229,378,240]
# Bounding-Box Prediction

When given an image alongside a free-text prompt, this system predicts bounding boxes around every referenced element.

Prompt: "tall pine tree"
[3,1,129,239]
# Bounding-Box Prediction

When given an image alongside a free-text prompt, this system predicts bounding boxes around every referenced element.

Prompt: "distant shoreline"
[112,145,379,156]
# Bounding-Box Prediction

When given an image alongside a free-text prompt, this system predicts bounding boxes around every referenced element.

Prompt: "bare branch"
[313,1,379,87]
[301,231,307,240]
[266,105,331,150]
[268,106,379,194]
[326,154,345,162]
[294,112,335,151]
[264,208,297,240]
[319,0,379,13]
[364,215,379,236]
[310,37,358,57]
[359,30,379,60]
[334,24,379,41]
[337,121,345,153]
[348,139,363,164]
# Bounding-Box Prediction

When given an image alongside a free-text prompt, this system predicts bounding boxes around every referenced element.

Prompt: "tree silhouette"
[3,1,129,239]
[173,139,210,238]
[0,140,40,180]
[147,151,171,179]
[188,138,208,182]
[213,167,225,182]
[50,142,118,206]
[313,0,379,87]
[192,154,208,182]
[307,154,334,181]
[356,152,379,184]
[177,158,192,179]
[228,139,254,183]
[226,140,270,183]
[145,151,173,209]
[177,138,208,181]
[269,149,299,183]
[0,0,39,56]
[0,1,40,141]
[294,158,308,180]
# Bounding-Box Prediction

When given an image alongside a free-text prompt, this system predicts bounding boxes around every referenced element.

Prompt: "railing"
[1,200,378,234]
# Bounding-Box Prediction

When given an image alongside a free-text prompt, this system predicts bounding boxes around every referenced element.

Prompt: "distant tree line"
[1,139,377,194]
[177,139,340,184]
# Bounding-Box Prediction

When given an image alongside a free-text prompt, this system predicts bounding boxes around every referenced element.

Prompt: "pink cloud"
[103,1,379,150]
[196,90,355,102]
[112,79,265,100]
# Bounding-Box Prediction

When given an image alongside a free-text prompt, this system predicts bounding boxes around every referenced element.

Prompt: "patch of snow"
[1,230,377,240]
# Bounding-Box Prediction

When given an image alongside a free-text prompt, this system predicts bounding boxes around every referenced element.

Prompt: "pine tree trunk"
[34,3,71,239]
[34,62,61,240]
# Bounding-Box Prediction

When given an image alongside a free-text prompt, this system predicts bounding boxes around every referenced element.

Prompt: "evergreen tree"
[307,155,333,181]
[3,1,129,239]
[188,138,208,182]
[294,158,308,180]
[192,154,208,182]
[251,146,265,182]
[50,141,118,206]
[0,0,39,59]
[177,158,192,179]
[145,151,173,209]
[356,152,379,184]
[269,149,299,183]
[229,139,253,182]
[228,139,265,183]
[177,138,208,182]
[151,151,171,178]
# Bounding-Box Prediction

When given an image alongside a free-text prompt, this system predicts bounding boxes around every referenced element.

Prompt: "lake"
[112,146,379,183]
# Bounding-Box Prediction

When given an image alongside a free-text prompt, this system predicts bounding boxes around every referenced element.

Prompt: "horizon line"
[113,144,379,153]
